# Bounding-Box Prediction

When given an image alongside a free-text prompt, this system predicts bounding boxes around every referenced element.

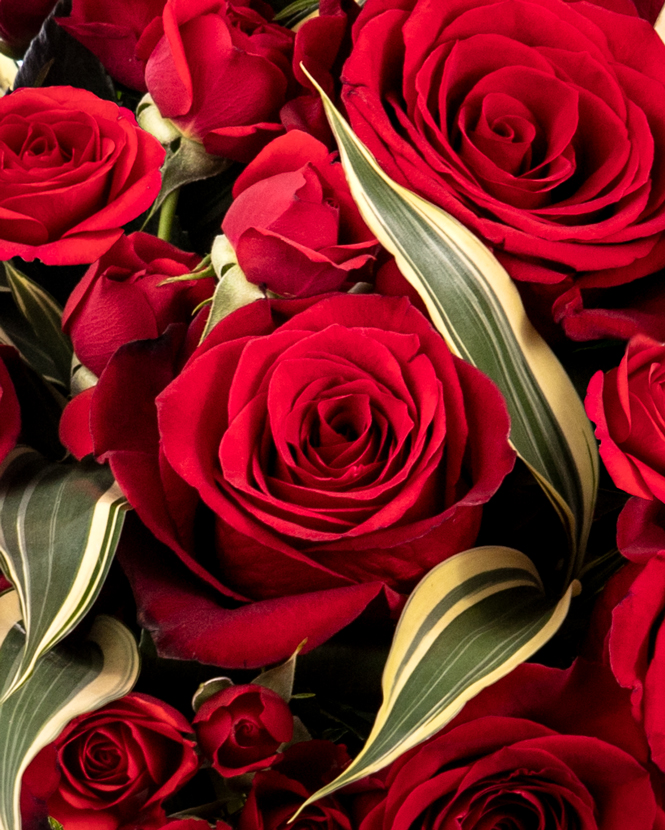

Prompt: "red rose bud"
[194,684,293,777]
[21,693,199,830]
[62,232,210,378]
[0,86,164,265]
[59,232,211,461]
[56,0,166,91]
[0,0,56,54]
[136,0,295,162]
[222,131,377,297]
[585,334,665,502]
[342,0,665,338]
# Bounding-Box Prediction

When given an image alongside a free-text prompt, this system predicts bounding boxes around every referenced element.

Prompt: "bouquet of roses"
[0,0,664,827]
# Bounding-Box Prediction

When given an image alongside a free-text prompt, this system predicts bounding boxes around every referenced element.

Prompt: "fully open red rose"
[194,684,293,776]
[341,0,665,337]
[585,334,665,502]
[56,0,166,91]
[600,557,665,775]
[157,294,513,591]
[87,294,513,667]
[222,130,377,297]
[22,692,199,830]
[356,660,664,830]
[136,0,295,162]
[0,86,164,265]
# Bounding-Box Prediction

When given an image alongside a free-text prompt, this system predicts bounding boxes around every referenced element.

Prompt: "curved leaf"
[292,547,577,815]
[0,448,130,701]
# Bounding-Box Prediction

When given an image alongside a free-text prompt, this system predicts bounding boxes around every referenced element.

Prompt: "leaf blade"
[4,263,73,389]
[292,547,576,813]
[0,449,130,701]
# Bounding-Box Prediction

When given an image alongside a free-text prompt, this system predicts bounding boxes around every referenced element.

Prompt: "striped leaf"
[293,546,577,814]
[0,292,66,395]
[0,589,139,830]
[305,73,598,580]
[0,448,130,702]
[4,263,72,389]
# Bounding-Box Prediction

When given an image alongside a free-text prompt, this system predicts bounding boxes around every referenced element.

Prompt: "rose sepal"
[198,235,265,342]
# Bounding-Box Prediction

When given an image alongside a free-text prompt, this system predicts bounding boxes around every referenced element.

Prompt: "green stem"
[157,188,179,242]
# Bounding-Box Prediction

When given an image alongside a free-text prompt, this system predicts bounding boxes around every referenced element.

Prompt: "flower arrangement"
[0,0,664,828]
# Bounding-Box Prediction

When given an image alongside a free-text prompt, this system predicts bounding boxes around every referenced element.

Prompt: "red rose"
[0,0,56,54]
[22,693,199,830]
[0,86,164,265]
[585,334,665,502]
[136,0,295,162]
[356,659,664,830]
[62,232,208,378]
[158,295,513,592]
[590,553,665,775]
[222,131,377,297]
[238,740,353,830]
[341,0,665,337]
[193,684,293,776]
[56,0,166,91]
[88,294,514,667]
